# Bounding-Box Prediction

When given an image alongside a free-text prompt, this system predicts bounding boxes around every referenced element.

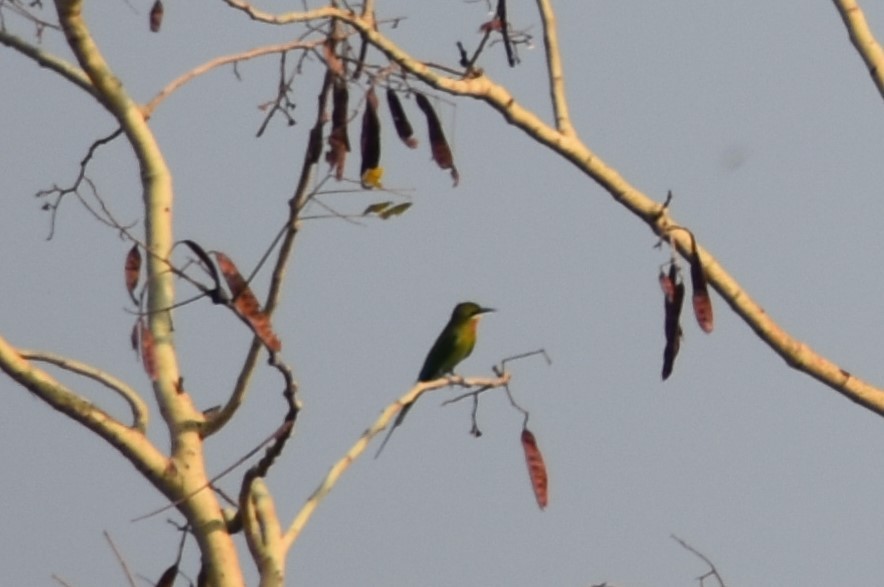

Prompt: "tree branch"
[535,0,575,137]
[0,334,167,481]
[54,2,244,584]
[833,0,884,102]
[143,37,325,119]
[0,28,95,97]
[20,349,149,432]
[281,373,511,551]
[220,2,884,419]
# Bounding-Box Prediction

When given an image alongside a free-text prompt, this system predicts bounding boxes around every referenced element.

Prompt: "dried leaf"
[139,319,157,381]
[326,79,350,180]
[156,563,178,587]
[415,92,459,186]
[124,245,141,305]
[378,202,412,219]
[521,428,548,510]
[360,86,382,188]
[149,0,164,33]
[662,263,685,381]
[689,236,714,333]
[363,201,393,216]
[386,89,418,149]
[214,252,282,353]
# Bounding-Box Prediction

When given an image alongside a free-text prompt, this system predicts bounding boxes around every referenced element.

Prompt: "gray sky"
[4,1,884,585]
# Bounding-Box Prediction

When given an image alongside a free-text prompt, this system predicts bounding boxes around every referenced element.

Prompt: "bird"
[375,301,495,457]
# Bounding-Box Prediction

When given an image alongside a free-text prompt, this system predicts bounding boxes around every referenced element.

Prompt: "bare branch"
[0,333,168,482]
[104,531,137,587]
[534,0,574,136]
[0,28,94,97]
[833,0,884,102]
[143,37,325,118]
[281,373,511,551]
[672,534,727,587]
[20,349,149,432]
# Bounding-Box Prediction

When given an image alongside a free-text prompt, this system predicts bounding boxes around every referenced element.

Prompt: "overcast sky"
[4,1,884,585]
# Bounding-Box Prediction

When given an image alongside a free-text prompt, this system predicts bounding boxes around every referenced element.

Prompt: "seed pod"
[415,92,459,186]
[215,252,282,353]
[124,245,141,305]
[149,0,164,33]
[360,86,382,188]
[521,427,549,510]
[689,235,714,333]
[662,263,685,380]
[326,79,350,180]
[386,89,418,148]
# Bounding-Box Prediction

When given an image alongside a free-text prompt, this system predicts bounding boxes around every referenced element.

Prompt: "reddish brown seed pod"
[415,92,459,186]
[214,252,282,353]
[124,245,141,305]
[689,235,714,333]
[521,427,549,510]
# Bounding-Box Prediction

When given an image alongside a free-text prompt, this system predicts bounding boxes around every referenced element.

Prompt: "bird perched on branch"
[375,301,495,457]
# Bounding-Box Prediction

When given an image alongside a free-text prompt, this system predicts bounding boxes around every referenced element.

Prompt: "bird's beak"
[478,307,495,315]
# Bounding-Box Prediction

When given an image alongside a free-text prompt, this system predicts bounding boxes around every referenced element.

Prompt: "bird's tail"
[374,401,414,458]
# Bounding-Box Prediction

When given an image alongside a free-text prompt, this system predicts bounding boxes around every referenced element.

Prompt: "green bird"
[375,301,495,457]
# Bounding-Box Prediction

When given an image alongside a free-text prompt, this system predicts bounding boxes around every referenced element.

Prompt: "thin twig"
[143,38,324,118]
[104,530,137,587]
[672,534,727,587]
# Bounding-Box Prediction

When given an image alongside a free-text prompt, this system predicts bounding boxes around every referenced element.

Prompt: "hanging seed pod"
[415,92,459,186]
[662,263,685,380]
[689,234,714,333]
[360,86,382,188]
[521,427,549,510]
[124,245,141,305]
[149,0,164,33]
[386,89,418,149]
[214,252,282,353]
[326,79,350,180]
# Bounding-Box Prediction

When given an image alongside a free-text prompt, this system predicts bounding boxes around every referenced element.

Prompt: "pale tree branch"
[220,3,884,419]
[143,37,325,119]
[281,373,512,552]
[833,0,884,102]
[0,334,168,483]
[243,478,285,587]
[0,28,95,97]
[20,349,149,432]
[535,0,575,137]
[53,2,244,584]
